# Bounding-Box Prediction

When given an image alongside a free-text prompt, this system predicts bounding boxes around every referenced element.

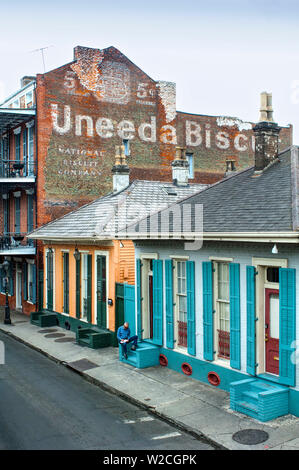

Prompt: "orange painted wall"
[43,242,134,332]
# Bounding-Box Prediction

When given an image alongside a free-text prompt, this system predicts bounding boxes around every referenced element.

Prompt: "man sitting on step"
[117,322,138,360]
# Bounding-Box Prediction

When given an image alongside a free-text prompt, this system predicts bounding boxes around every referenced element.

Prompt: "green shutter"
[246,266,257,375]
[63,253,69,313]
[27,194,34,232]
[32,264,37,305]
[203,261,214,361]
[165,259,174,349]
[136,259,142,339]
[9,263,14,296]
[186,260,196,356]
[279,268,296,386]
[76,258,81,319]
[230,263,241,370]
[15,198,20,234]
[152,259,163,346]
[87,254,92,323]
[47,251,53,311]
[23,263,28,302]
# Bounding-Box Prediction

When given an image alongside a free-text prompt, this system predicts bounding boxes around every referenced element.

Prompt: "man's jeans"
[119,335,138,355]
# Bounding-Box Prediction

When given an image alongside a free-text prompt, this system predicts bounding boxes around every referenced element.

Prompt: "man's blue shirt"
[117,326,131,341]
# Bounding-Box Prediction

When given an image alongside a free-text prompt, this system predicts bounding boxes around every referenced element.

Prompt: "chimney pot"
[112,145,130,193]
[172,147,189,185]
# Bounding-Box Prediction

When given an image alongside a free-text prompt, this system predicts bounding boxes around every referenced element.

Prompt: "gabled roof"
[28,180,207,241]
[124,147,299,241]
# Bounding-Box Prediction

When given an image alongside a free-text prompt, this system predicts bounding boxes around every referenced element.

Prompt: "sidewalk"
[1,310,299,450]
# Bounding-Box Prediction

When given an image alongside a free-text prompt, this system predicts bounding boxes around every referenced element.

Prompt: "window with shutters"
[15,133,21,161]
[3,197,9,235]
[214,261,230,359]
[176,260,187,348]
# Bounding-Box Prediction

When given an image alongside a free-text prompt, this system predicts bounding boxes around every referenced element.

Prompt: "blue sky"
[1,0,299,141]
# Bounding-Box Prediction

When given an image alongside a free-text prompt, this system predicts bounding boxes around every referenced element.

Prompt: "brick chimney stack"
[112,145,130,193]
[172,147,189,186]
[253,92,281,172]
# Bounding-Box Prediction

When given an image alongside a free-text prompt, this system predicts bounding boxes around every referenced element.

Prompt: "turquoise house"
[119,118,299,422]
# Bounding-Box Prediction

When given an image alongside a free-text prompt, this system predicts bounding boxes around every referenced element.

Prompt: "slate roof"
[29,180,207,240]
[126,147,299,237]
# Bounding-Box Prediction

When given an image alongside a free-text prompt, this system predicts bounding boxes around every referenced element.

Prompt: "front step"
[76,327,112,349]
[230,378,289,422]
[119,341,160,368]
[30,311,57,327]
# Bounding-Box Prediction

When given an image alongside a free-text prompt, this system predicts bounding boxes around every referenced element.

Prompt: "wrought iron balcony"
[0,159,36,181]
[0,233,36,255]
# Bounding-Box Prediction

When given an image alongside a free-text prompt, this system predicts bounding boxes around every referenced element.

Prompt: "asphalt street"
[0,331,215,450]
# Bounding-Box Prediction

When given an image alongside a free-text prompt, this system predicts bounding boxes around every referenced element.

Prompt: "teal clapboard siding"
[165,259,174,349]
[152,259,163,346]
[186,261,196,356]
[203,261,214,361]
[230,263,241,370]
[136,259,142,340]
[246,266,256,375]
[279,268,296,387]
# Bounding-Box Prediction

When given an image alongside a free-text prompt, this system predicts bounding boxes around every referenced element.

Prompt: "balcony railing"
[0,158,36,179]
[0,233,35,252]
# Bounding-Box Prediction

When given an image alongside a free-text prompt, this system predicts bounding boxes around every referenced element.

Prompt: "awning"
[0,108,35,135]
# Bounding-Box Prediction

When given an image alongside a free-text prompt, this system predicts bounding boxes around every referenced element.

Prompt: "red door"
[265,288,280,375]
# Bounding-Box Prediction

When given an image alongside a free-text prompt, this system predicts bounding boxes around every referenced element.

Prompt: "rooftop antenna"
[30,45,54,73]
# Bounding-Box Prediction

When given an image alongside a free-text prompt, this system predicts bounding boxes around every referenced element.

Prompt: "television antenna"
[30,45,54,73]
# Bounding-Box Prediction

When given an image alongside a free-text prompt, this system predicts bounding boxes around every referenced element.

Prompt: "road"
[0,331,215,450]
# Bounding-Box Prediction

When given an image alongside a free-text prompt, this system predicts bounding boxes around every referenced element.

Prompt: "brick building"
[0,45,293,314]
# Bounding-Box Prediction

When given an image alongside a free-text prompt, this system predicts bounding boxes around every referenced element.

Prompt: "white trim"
[25,120,35,129]
[169,255,190,260]
[252,257,288,268]
[209,256,234,262]
[25,258,35,264]
[140,253,158,260]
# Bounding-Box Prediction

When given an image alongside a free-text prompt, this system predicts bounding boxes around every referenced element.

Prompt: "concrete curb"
[0,326,227,450]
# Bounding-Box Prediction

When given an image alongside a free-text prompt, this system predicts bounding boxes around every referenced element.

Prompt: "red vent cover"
[207,371,221,386]
[159,354,168,367]
[181,362,192,376]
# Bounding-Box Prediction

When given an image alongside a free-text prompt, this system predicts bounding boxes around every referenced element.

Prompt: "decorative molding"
[13,126,21,135]
[26,120,35,129]
[13,191,21,198]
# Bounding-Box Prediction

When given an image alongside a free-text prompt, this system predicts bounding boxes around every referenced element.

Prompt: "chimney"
[253,92,281,172]
[172,147,189,186]
[112,145,130,193]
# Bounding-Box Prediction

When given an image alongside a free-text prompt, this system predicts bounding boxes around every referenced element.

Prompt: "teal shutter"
[136,259,142,339]
[279,268,296,387]
[15,198,20,234]
[165,259,174,349]
[63,253,69,313]
[246,266,256,375]
[230,263,241,370]
[76,259,81,319]
[87,254,92,323]
[32,264,37,305]
[152,259,163,346]
[203,261,214,361]
[23,263,28,301]
[186,260,196,356]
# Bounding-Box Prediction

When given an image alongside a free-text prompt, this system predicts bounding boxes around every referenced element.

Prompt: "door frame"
[140,253,158,340]
[252,257,287,376]
[265,287,280,375]
[94,250,109,329]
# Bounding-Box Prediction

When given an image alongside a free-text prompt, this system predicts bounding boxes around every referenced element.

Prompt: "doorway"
[265,288,280,375]
[141,258,154,340]
[96,255,107,329]
[16,268,22,310]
